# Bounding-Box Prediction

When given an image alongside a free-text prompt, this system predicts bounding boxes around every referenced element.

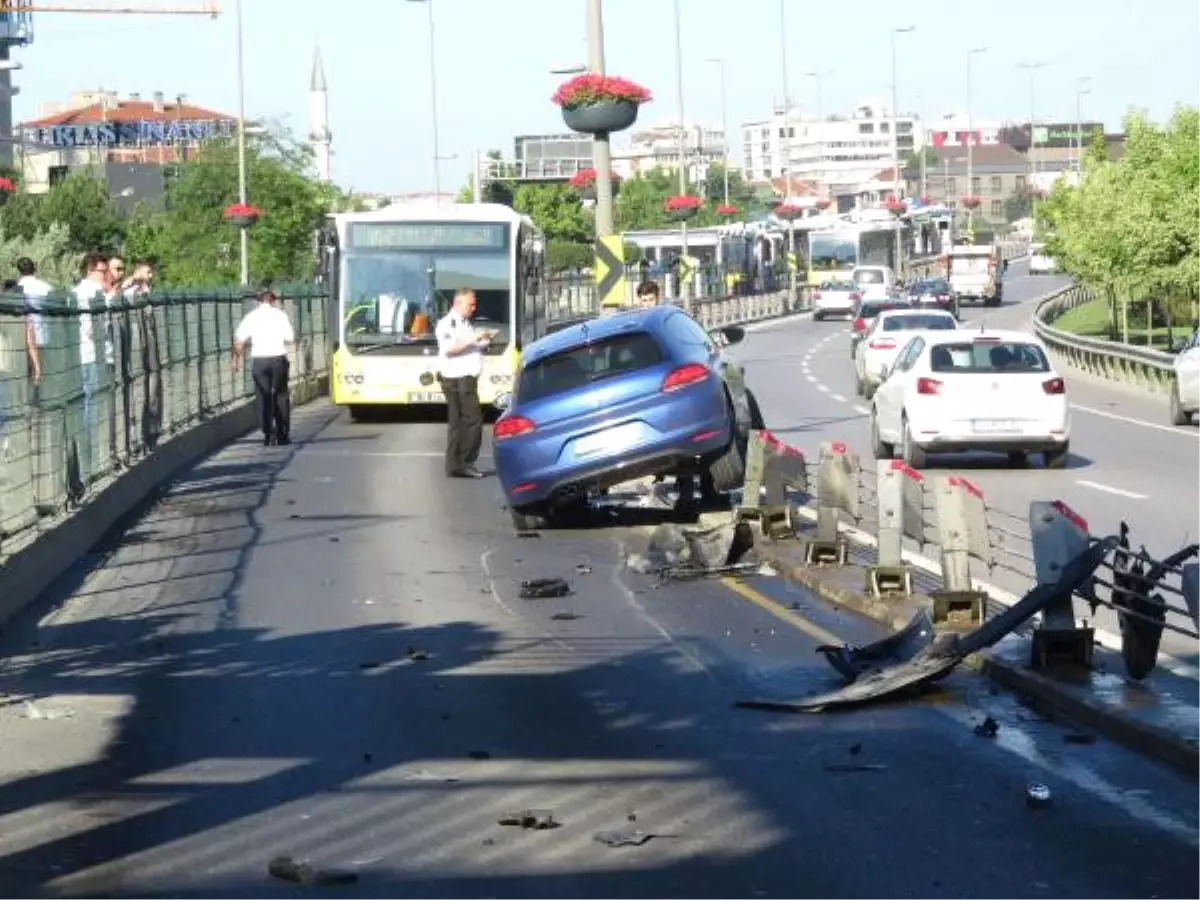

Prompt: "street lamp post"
[890,25,914,272]
[1074,76,1092,172]
[966,46,987,232]
[705,57,729,207]
[407,0,442,200]
[916,93,927,201]
[671,0,690,309]
[1018,61,1046,219]
[234,0,249,286]
[581,4,616,238]
[777,0,795,202]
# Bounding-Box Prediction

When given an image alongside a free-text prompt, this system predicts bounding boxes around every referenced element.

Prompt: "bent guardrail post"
[866,460,921,598]
[929,476,989,628]
[804,441,857,565]
[1028,500,1096,669]
[737,430,806,540]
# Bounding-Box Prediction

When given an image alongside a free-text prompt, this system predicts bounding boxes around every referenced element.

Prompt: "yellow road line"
[719,576,845,647]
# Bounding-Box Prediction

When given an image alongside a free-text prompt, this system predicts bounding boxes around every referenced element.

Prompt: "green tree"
[457,149,517,206]
[0,223,85,287]
[1,172,128,255]
[1003,189,1033,223]
[615,167,676,231]
[512,182,592,244]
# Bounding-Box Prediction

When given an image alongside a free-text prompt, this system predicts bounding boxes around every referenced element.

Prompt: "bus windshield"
[809,233,857,270]
[341,248,511,351]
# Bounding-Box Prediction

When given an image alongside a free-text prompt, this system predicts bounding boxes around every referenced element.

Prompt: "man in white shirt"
[231,287,296,446]
[16,257,50,387]
[435,288,491,478]
[72,253,110,490]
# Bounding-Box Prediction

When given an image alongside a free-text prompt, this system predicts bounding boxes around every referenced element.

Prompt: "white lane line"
[1076,479,1148,500]
[816,384,830,393]
[830,393,847,403]
[854,405,870,415]
[805,374,817,383]
[1073,403,1200,438]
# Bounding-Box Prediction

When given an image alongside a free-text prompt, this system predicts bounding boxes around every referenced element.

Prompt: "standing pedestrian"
[72,253,109,491]
[123,260,162,449]
[231,286,295,446]
[435,287,490,479]
[16,257,49,389]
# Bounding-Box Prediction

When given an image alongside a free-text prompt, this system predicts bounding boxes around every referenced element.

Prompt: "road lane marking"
[1073,403,1200,438]
[805,374,817,383]
[719,577,843,646]
[1076,480,1148,500]
[854,405,870,415]
[831,393,847,403]
[816,384,830,393]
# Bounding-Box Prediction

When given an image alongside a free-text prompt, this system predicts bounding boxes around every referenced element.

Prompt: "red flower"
[918,196,931,205]
[815,198,831,210]
[960,195,982,209]
[567,168,621,189]
[716,204,737,216]
[223,202,261,218]
[0,177,14,193]
[664,194,703,212]
[884,198,907,214]
[774,203,804,219]
[552,74,653,110]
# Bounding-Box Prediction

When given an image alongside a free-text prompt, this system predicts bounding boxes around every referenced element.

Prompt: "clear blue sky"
[13,0,1200,194]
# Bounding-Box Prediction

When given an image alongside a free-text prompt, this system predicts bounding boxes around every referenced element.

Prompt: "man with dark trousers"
[231,286,295,446]
[436,287,490,478]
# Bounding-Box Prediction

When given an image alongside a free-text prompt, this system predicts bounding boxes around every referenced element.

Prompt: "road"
[731,259,1200,664]
[0,399,1196,898]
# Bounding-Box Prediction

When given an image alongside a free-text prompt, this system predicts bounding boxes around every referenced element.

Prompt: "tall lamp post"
[671,0,690,308]
[234,0,249,285]
[704,56,729,208]
[890,25,914,271]
[1074,76,1092,172]
[777,0,795,202]
[407,0,442,200]
[965,46,987,232]
[1018,61,1046,220]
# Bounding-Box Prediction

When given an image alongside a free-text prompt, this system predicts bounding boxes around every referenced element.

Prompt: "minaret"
[309,45,332,183]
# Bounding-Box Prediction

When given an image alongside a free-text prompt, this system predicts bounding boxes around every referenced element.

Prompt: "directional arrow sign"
[594,235,627,308]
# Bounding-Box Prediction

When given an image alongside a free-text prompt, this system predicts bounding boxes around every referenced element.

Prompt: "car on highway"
[1170,329,1199,426]
[905,276,958,317]
[493,306,764,530]
[812,279,862,321]
[854,308,959,399]
[1029,242,1058,275]
[851,265,897,302]
[849,297,912,359]
[868,329,1070,469]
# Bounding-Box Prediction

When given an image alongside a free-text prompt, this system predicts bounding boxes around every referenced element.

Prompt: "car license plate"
[407,391,443,403]
[972,419,1018,433]
[575,425,639,458]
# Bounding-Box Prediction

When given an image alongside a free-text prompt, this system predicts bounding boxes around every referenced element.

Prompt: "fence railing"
[1033,283,1178,394]
[0,285,329,560]
[737,430,1199,678]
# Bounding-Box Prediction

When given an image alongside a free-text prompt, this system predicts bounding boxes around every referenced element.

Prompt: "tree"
[902,147,940,180]
[1,172,129,256]
[1003,189,1033,223]
[0,223,84,287]
[511,182,593,244]
[615,167,676,231]
[456,150,516,206]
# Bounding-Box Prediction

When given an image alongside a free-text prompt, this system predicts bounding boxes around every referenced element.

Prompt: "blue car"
[493,305,765,530]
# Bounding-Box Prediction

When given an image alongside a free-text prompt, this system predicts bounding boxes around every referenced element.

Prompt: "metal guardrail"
[0,286,330,561]
[1033,283,1178,394]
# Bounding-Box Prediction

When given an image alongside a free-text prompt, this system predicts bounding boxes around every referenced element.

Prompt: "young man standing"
[16,257,50,388]
[435,287,491,479]
[231,287,295,446]
[73,254,109,487]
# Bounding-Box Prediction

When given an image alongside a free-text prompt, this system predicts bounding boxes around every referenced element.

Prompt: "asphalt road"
[730,259,1200,665]
[0,399,1196,898]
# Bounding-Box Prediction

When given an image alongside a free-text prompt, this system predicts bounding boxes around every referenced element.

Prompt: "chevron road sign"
[594,235,627,308]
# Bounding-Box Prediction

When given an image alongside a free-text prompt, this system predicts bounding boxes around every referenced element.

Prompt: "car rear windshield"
[517,332,664,402]
[854,269,885,284]
[929,341,1051,373]
[860,302,906,319]
[882,314,956,332]
[822,280,857,291]
[915,279,950,293]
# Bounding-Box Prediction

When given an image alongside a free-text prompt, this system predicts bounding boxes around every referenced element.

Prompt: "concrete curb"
[0,375,329,633]
[752,541,1199,777]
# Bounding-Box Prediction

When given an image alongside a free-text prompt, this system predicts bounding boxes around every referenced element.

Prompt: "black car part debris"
[519,578,571,599]
[498,809,559,830]
[815,608,935,681]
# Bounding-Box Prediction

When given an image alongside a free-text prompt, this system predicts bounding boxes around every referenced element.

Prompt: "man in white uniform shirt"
[16,257,50,388]
[231,287,295,446]
[72,253,109,488]
[435,288,490,479]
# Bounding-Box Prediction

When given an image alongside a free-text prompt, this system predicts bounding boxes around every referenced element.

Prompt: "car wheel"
[854,373,864,397]
[901,416,927,469]
[862,381,877,401]
[746,389,766,430]
[870,410,894,459]
[348,404,368,423]
[510,504,549,531]
[708,425,746,494]
[1169,384,1191,426]
[1043,444,1070,470]
[813,310,824,322]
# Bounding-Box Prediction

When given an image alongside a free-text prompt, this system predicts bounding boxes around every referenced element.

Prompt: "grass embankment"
[1052,297,1195,351]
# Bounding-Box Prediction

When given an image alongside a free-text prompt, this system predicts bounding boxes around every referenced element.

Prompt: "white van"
[851,265,897,302]
[1029,242,1058,275]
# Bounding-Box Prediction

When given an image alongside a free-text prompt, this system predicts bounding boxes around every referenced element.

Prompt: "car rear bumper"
[814,302,855,315]
[914,432,1069,454]
[498,417,733,508]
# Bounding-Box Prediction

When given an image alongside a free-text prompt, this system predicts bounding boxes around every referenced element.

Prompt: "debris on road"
[401,770,460,783]
[520,578,572,599]
[575,563,593,575]
[406,647,430,661]
[974,716,1000,738]
[551,611,584,621]
[516,531,541,539]
[1026,783,1053,809]
[267,856,360,886]
[593,828,678,847]
[468,750,492,760]
[498,809,559,830]
[823,763,887,773]
[629,520,759,579]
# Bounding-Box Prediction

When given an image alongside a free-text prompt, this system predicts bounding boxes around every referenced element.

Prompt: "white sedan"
[1171,329,1199,426]
[869,329,1070,469]
[854,308,959,400]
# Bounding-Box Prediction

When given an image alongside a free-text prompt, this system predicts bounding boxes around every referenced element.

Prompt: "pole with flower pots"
[568,168,621,203]
[775,202,803,308]
[960,195,981,243]
[664,194,703,298]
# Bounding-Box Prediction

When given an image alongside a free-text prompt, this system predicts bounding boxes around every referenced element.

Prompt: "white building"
[926,112,1003,149]
[739,100,923,197]
[617,120,726,182]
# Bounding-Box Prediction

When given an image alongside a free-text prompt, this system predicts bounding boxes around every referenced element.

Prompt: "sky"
[11,0,1200,195]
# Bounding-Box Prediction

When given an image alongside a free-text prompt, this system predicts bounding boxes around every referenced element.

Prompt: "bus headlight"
[489,373,513,386]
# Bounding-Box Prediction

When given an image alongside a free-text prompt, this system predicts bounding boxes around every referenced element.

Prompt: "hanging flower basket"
[553,74,652,135]
[664,194,702,222]
[884,198,907,216]
[0,176,14,207]
[815,198,832,210]
[960,195,982,210]
[774,203,804,221]
[223,202,261,228]
[716,204,738,217]
[918,195,931,205]
[568,167,620,202]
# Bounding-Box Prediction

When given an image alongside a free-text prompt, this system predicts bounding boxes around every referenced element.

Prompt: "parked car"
[812,279,862,321]
[851,265,897,302]
[869,329,1070,469]
[1029,242,1058,275]
[1170,329,1199,426]
[493,306,765,530]
[905,276,958,317]
[849,298,912,359]
[854,308,959,399]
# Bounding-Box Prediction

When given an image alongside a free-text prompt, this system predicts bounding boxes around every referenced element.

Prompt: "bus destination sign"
[349,222,508,250]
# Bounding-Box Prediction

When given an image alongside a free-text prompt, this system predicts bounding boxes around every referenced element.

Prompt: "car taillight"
[1042,377,1066,395]
[662,362,710,392]
[916,377,942,395]
[493,414,536,440]
[938,294,950,301]
[813,291,822,299]
[849,292,862,302]
[868,339,896,350]
[852,317,866,332]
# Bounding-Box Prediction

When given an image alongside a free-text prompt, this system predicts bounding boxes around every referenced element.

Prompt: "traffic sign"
[594,235,626,308]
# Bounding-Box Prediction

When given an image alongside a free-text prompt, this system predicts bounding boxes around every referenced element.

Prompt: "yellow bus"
[319,203,552,419]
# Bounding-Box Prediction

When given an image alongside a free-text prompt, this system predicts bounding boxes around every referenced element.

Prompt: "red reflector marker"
[662,363,710,392]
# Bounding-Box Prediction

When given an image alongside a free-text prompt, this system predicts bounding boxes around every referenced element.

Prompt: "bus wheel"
[348,404,369,423]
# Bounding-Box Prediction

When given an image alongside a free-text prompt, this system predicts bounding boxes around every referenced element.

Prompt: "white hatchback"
[851,265,897,302]
[812,279,862,321]
[854,308,959,400]
[869,330,1070,469]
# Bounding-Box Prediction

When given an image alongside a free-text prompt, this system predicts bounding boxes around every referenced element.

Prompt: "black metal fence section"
[0,285,329,560]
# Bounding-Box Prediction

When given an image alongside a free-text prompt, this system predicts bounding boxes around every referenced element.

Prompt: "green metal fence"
[0,285,329,558]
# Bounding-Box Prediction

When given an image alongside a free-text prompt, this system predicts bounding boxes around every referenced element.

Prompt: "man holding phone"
[436,288,490,479]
